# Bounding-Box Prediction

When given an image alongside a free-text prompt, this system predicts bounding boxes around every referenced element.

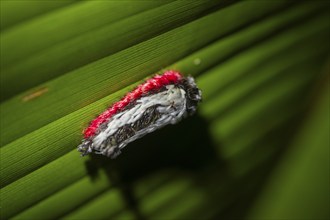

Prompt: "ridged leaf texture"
[0,1,329,220]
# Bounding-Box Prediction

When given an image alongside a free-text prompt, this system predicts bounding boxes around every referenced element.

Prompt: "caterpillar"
[78,70,202,158]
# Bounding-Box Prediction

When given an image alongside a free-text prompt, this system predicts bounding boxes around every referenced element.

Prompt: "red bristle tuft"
[84,70,182,138]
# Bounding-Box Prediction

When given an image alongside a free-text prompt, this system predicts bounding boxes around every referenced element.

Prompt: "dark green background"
[0,1,329,219]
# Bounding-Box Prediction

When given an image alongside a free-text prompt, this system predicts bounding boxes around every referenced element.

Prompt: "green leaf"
[247,71,329,220]
[1,1,329,220]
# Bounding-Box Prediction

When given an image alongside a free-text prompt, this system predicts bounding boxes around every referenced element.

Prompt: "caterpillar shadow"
[85,114,219,181]
[84,114,220,219]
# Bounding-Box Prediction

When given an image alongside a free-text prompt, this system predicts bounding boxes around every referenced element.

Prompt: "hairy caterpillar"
[78,70,202,158]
